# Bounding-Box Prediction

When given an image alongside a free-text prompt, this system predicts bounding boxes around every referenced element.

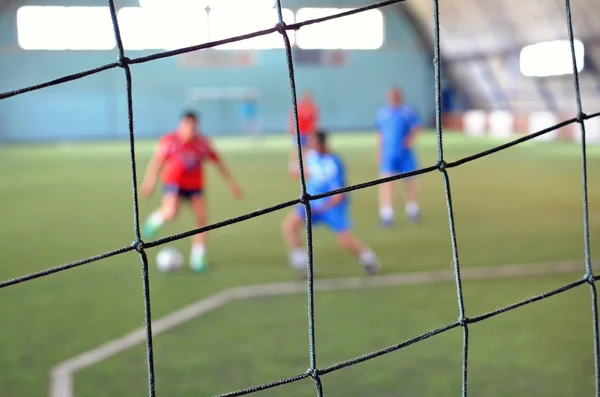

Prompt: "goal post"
[187,86,260,137]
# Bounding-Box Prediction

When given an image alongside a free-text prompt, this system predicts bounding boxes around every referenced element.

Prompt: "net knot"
[458,316,470,326]
[584,272,595,284]
[306,367,320,379]
[118,56,131,68]
[275,22,287,35]
[132,239,145,253]
[437,160,447,172]
[300,192,312,205]
[577,112,588,123]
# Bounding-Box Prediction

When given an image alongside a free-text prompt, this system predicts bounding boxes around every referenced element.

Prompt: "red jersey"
[156,132,219,190]
[290,102,318,136]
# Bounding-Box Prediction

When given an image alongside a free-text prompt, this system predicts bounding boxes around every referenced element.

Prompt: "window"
[17,6,115,50]
[17,6,67,50]
[520,40,585,77]
[139,0,273,10]
[161,8,209,50]
[209,8,294,50]
[117,7,208,51]
[295,7,384,50]
[65,7,116,50]
[139,0,208,10]
[207,0,275,10]
[117,7,162,51]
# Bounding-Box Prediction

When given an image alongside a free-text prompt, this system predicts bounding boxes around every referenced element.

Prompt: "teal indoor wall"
[0,0,434,142]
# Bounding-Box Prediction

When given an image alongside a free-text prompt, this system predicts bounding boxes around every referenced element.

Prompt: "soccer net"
[1,0,600,396]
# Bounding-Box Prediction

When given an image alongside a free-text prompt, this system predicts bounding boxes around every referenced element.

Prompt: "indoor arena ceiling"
[401,0,600,113]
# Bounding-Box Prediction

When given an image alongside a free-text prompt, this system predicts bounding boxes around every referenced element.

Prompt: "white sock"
[405,202,420,217]
[147,211,165,228]
[191,244,205,258]
[380,205,394,222]
[359,250,378,267]
[289,248,307,270]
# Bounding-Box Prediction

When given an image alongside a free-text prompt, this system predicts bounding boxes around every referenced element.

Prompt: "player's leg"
[325,205,380,274]
[249,119,261,142]
[288,135,307,171]
[379,178,395,227]
[188,191,208,272]
[400,151,421,223]
[142,185,181,239]
[288,136,297,171]
[245,119,259,144]
[336,232,380,275]
[281,205,317,273]
[378,156,399,227]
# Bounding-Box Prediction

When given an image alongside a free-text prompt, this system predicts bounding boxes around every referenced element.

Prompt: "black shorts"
[163,184,203,200]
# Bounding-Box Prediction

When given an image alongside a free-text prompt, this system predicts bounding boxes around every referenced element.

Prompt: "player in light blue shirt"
[282,130,380,276]
[239,97,261,142]
[375,87,422,227]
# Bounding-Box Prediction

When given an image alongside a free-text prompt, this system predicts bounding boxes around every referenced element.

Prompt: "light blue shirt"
[305,150,347,210]
[375,104,421,159]
[239,100,259,121]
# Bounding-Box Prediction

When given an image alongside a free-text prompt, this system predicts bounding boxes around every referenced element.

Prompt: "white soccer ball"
[156,247,184,273]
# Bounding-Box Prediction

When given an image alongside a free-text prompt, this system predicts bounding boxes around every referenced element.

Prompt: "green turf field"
[0,132,599,396]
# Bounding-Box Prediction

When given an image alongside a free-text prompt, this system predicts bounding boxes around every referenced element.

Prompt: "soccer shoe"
[380,218,394,228]
[360,253,380,276]
[142,222,158,240]
[293,265,318,280]
[290,262,308,279]
[289,260,316,279]
[190,255,207,273]
[293,267,308,280]
[407,212,421,224]
[363,261,380,276]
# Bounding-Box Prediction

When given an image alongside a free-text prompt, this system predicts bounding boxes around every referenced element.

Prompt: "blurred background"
[1,0,600,396]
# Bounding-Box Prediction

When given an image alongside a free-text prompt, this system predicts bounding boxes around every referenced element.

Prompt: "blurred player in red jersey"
[288,91,319,170]
[140,111,243,273]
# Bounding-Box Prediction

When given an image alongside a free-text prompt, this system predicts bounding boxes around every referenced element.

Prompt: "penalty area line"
[49,259,592,397]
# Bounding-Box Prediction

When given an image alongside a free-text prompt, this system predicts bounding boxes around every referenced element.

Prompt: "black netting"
[1,0,599,396]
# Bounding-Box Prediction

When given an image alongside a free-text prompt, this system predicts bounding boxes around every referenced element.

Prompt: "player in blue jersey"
[281,130,380,276]
[239,97,261,143]
[375,87,422,227]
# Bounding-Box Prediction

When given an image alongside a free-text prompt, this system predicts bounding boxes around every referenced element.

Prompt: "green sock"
[142,212,164,239]
[190,245,206,272]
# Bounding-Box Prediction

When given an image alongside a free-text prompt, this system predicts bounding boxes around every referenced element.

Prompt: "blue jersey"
[375,104,421,159]
[305,150,347,210]
[240,101,259,121]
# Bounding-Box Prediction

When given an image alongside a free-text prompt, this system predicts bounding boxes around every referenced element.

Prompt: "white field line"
[49,259,593,397]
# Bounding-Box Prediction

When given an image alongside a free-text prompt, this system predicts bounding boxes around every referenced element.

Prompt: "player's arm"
[375,115,382,164]
[208,145,243,199]
[313,160,344,213]
[404,126,421,148]
[375,132,382,164]
[316,189,344,213]
[141,139,168,197]
[404,110,422,149]
[289,107,296,134]
[288,162,309,180]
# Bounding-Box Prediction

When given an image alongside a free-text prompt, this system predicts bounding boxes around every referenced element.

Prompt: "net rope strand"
[564,0,600,393]
[430,0,469,395]
[0,0,598,396]
[106,0,158,395]
[274,0,325,393]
